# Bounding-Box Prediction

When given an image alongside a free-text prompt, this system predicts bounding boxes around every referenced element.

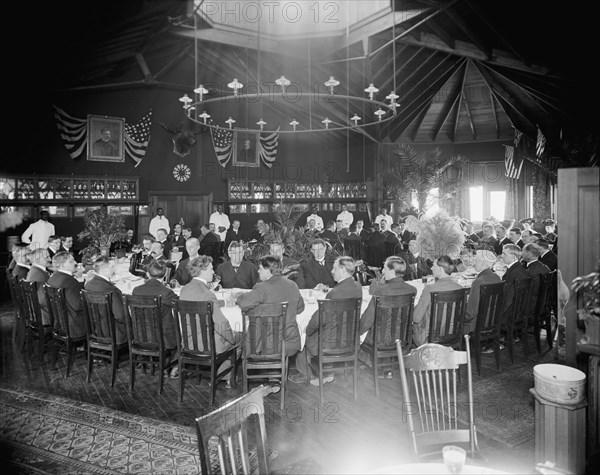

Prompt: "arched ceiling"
[21,0,597,157]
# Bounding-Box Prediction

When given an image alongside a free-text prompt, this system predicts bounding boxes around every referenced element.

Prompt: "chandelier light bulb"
[324,76,340,94]
[227,78,243,96]
[322,117,332,129]
[193,84,209,101]
[198,111,211,124]
[275,75,291,93]
[374,108,386,121]
[289,119,299,131]
[351,114,361,126]
[178,93,192,109]
[256,119,267,131]
[364,83,379,100]
[225,117,236,129]
[386,91,399,104]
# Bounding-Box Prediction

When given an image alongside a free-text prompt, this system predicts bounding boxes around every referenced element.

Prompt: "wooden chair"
[428,288,470,349]
[343,238,362,260]
[195,384,273,475]
[501,277,532,364]
[396,335,481,461]
[359,294,415,397]
[307,297,363,404]
[80,290,129,387]
[531,270,557,353]
[122,294,177,394]
[6,271,26,351]
[44,285,87,377]
[19,280,53,365]
[129,252,146,278]
[384,241,400,258]
[241,302,289,412]
[471,282,505,375]
[173,299,241,404]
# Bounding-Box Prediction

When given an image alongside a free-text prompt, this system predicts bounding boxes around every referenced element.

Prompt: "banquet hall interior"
[1,1,599,474]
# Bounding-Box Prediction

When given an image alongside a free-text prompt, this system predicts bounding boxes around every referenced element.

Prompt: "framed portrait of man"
[232,132,260,167]
[87,115,125,162]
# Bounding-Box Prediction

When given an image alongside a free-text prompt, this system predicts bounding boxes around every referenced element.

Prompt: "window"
[489,191,506,220]
[526,185,534,218]
[424,187,440,215]
[469,186,484,222]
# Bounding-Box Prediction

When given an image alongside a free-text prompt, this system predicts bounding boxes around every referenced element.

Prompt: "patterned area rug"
[0,386,264,474]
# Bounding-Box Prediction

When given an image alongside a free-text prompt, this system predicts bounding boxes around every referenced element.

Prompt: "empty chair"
[44,285,87,377]
[81,290,129,387]
[306,297,362,404]
[241,302,289,412]
[501,277,532,364]
[19,280,53,365]
[359,294,415,397]
[531,270,557,353]
[122,294,177,394]
[396,335,480,460]
[173,299,240,404]
[471,282,505,375]
[428,288,470,349]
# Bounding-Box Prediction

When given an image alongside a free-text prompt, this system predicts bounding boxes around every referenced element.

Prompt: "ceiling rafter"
[444,7,491,60]
[490,89,500,139]
[461,60,476,139]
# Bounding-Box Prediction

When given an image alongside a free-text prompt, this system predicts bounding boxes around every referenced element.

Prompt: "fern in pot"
[77,208,126,266]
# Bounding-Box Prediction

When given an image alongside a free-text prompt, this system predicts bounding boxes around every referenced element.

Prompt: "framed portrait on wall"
[232,132,260,167]
[87,115,125,162]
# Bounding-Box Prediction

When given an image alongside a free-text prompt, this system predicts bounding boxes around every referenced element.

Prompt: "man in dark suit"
[169,223,186,251]
[399,240,432,281]
[300,238,336,290]
[111,228,135,255]
[290,255,362,384]
[84,256,128,345]
[509,227,524,249]
[180,255,240,385]
[384,223,402,256]
[11,245,31,279]
[500,244,530,324]
[26,248,52,324]
[521,243,551,321]
[478,224,498,252]
[464,250,502,335]
[359,256,417,346]
[149,241,176,278]
[319,220,342,251]
[269,241,305,288]
[366,222,386,268]
[179,227,193,261]
[156,228,172,259]
[494,225,511,255]
[199,224,220,244]
[398,220,415,252]
[45,251,86,338]
[132,260,178,353]
[216,241,259,289]
[225,219,243,248]
[174,237,201,286]
[46,235,62,260]
[538,239,557,272]
[356,219,371,245]
[237,255,305,392]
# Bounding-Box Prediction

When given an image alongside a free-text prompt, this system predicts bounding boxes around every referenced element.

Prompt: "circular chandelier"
[179,79,399,134]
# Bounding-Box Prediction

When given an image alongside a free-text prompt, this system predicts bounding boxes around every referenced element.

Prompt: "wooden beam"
[431,66,464,142]
[445,7,492,60]
[426,18,455,50]
[461,61,476,139]
[490,89,500,139]
[135,53,152,80]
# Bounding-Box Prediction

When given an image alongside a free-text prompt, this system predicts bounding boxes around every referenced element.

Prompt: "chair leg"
[38,335,45,366]
[521,330,529,358]
[111,351,118,388]
[353,359,359,401]
[494,339,501,372]
[87,346,93,383]
[474,337,481,376]
[179,362,185,402]
[319,363,324,406]
[372,349,379,398]
[281,357,288,413]
[130,355,135,391]
[158,355,164,395]
[507,331,515,364]
[533,318,542,354]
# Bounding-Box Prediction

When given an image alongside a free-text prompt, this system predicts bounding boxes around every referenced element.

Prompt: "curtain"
[532,167,552,220]
[505,177,519,220]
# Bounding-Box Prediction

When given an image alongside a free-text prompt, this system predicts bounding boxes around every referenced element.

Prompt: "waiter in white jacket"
[209,204,230,242]
[21,210,55,251]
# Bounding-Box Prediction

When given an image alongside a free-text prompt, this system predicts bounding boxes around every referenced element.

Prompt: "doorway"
[141,192,212,237]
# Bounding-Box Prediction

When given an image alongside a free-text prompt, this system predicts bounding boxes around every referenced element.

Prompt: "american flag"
[514,128,523,148]
[125,110,152,167]
[209,118,234,167]
[53,105,87,159]
[505,145,523,179]
[258,128,279,168]
[536,126,546,158]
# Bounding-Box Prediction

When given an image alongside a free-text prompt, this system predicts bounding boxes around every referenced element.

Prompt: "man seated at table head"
[300,238,336,290]
[45,251,86,338]
[180,255,242,385]
[359,256,417,350]
[11,244,31,279]
[132,259,178,359]
[290,255,363,385]
[236,255,305,364]
[500,243,529,324]
[267,240,304,287]
[84,256,128,345]
[216,241,259,289]
[173,237,201,286]
[411,255,463,347]
[463,250,501,336]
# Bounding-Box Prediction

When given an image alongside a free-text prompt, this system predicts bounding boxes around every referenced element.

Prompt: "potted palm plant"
[77,208,126,265]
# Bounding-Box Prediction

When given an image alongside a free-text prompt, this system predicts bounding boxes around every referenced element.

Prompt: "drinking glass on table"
[442,445,466,474]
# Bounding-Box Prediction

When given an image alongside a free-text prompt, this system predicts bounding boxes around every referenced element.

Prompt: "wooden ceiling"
[24,0,597,156]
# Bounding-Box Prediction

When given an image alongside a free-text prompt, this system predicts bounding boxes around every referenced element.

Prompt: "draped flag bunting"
[53,105,152,166]
[53,106,87,159]
[208,119,234,168]
[536,126,546,157]
[258,128,280,168]
[124,110,153,168]
[514,128,523,148]
[505,145,523,179]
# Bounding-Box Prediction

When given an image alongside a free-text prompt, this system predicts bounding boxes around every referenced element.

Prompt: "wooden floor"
[0,300,557,474]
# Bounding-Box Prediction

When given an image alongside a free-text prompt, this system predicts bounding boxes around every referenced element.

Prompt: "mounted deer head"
[159,122,200,158]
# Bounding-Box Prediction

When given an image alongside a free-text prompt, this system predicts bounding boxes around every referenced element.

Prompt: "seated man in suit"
[169,223,186,251]
[180,256,241,386]
[216,241,259,289]
[359,256,417,373]
[521,242,550,322]
[477,224,498,252]
[132,259,178,374]
[319,220,342,252]
[26,248,52,325]
[464,250,501,337]
[399,240,433,281]
[290,255,362,385]
[508,227,524,249]
[537,239,557,271]
[384,223,402,256]
[236,255,305,392]
[494,225,511,255]
[45,251,86,338]
[225,219,243,248]
[155,228,172,259]
[149,241,176,277]
[173,237,201,286]
[199,224,220,244]
[300,238,336,290]
[412,255,463,346]
[11,244,31,279]
[46,235,62,260]
[268,241,304,288]
[84,256,128,345]
[500,244,530,325]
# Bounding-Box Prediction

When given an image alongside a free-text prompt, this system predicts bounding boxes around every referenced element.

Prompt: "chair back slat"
[374,294,415,350]
[174,300,215,356]
[243,303,288,357]
[44,285,71,339]
[20,280,45,329]
[475,282,505,336]
[7,272,22,314]
[429,289,469,347]
[506,277,532,330]
[123,294,164,349]
[81,290,117,344]
[343,239,362,260]
[317,298,362,354]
